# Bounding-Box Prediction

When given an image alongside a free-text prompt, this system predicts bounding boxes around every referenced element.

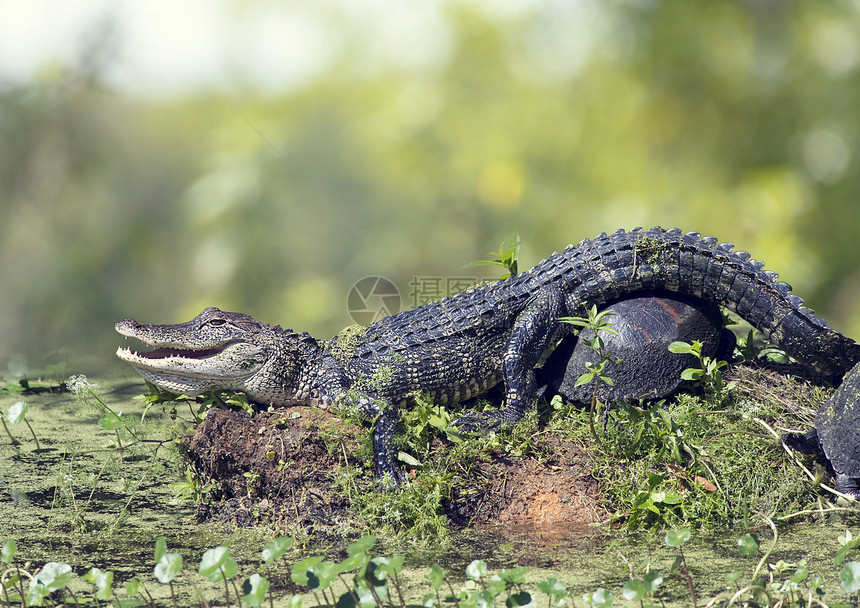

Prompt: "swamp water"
[1,372,858,606]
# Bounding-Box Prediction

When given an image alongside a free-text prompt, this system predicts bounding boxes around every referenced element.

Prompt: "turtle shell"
[539,292,726,404]
[814,359,860,479]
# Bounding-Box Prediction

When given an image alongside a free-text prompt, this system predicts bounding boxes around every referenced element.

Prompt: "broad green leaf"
[668,341,694,354]
[622,579,648,601]
[126,577,142,597]
[835,538,860,565]
[154,552,183,584]
[841,561,860,592]
[33,562,73,591]
[584,588,613,608]
[347,535,376,556]
[241,573,270,608]
[737,533,760,557]
[291,555,324,586]
[681,369,703,381]
[642,571,663,593]
[537,577,567,597]
[83,568,114,601]
[262,537,293,566]
[339,552,368,572]
[98,412,123,431]
[497,566,528,586]
[789,566,809,585]
[397,451,421,466]
[198,546,230,581]
[665,528,691,548]
[466,560,487,580]
[575,373,595,387]
[427,563,445,589]
[307,560,338,592]
[1,539,16,563]
[7,401,28,425]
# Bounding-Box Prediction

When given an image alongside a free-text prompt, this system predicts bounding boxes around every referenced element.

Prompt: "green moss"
[327,324,367,365]
[633,234,673,271]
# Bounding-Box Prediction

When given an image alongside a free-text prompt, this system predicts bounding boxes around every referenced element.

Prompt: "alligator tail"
[539,226,860,376]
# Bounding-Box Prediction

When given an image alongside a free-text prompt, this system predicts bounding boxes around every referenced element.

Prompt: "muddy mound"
[186,408,606,530]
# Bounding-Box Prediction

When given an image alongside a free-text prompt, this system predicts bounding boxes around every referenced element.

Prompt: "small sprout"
[7,401,40,451]
[669,340,730,394]
[465,232,521,280]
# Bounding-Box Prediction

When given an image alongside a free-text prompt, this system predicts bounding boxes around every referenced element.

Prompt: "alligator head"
[116,307,275,397]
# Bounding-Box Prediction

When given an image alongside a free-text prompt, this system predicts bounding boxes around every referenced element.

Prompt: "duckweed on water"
[6,527,860,607]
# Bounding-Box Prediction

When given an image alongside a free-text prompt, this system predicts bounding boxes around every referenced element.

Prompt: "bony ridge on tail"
[115,227,860,493]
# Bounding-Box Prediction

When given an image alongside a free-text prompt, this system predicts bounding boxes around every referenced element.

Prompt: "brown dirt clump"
[442,434,605,527]
[186,408,607,530]
[187,407,367,530]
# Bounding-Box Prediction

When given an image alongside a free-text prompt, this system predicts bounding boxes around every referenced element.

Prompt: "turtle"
[784,360,860,497]
[538,291,734,404]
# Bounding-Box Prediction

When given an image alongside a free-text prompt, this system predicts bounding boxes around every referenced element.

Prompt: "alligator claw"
[375,467,406,490]
[453,411,505,434]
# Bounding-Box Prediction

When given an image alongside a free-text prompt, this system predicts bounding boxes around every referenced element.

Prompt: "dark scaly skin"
[116,227,860,485]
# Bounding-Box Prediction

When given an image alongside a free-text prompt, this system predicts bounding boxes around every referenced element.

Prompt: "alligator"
[115,227,860,490]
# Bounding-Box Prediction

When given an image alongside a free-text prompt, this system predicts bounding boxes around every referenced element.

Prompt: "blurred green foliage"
[2,0,860,372]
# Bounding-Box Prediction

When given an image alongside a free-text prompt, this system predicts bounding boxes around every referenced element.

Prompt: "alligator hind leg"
[455,287,566,433]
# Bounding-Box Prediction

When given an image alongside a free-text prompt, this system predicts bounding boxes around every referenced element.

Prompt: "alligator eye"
[208,318,227,327]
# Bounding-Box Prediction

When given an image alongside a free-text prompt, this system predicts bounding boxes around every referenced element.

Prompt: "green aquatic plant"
[4,528,860,608]
[558,304,618,441]
[669,339,731,395]
[5,401,40,451]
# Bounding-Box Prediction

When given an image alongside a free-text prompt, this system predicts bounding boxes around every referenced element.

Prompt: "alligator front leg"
[339,391,405,485]
[455,287,566,433]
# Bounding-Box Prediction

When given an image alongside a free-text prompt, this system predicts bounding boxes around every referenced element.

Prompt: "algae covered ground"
[2,366,860,607]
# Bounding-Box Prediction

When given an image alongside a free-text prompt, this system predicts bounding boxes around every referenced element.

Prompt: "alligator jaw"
[115,309,272,398]
[116,338,269,396]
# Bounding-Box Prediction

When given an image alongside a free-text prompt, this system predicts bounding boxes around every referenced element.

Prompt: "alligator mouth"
[116,344,228,362]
